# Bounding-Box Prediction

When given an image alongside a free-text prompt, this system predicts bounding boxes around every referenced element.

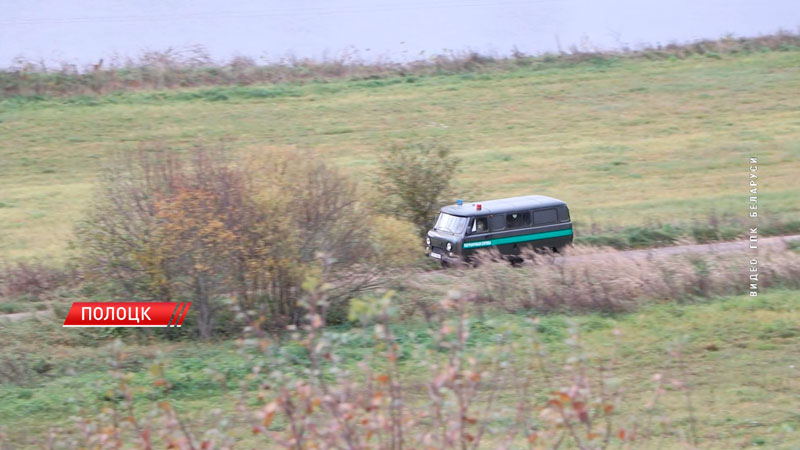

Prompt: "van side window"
[534,209,557,225]
[489,214,505,231]
[557,205,570,222]
[470,217,488,233]
[506,211,531,229]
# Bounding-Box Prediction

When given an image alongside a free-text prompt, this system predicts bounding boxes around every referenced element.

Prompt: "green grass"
[2,50,800,261]
[1,289,799,447]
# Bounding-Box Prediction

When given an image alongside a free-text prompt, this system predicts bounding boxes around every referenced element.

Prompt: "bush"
[74,145,386,337]
[368,215,423,268]
[375,141,459,237]
[0,261,72,300]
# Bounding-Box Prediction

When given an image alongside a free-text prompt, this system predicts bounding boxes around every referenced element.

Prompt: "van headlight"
[446,242,452,251]
[426,237,431,246]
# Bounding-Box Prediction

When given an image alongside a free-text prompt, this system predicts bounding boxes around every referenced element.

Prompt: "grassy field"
[1,49,799,262]
[1,289,799,448]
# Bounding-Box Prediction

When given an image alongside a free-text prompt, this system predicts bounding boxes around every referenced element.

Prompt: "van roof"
[440,195,566,217]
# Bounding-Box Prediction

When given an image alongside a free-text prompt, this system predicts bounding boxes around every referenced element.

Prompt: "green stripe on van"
[462,228,573,249]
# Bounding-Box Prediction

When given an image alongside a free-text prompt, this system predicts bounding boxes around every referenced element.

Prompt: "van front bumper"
[426,248,461,264]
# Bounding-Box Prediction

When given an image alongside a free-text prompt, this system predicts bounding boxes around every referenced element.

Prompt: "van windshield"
[434,213,468,234]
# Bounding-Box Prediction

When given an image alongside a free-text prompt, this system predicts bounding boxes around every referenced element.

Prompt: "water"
[1,0,798,68]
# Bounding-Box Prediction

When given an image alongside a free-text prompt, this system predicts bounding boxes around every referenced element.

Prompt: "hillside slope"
[1,49,799,261]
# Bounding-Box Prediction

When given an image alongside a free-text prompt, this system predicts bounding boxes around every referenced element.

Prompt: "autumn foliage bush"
[74,145,408,337]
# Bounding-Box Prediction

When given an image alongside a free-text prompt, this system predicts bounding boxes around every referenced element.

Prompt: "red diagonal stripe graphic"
[177,302,191,327]
[171,302,184,327]
[167,302,181,328]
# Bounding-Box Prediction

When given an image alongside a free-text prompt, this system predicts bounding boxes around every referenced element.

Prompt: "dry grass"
[3,33,799,98]
[404,244,800,316]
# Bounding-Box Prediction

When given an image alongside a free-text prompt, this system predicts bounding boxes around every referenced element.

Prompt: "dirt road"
[564,234,800,262]
[2,235,799,324]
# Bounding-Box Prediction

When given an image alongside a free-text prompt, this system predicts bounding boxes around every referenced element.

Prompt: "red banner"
[62,302,191,327]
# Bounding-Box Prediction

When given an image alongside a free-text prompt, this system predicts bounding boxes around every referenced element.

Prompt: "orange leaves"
[463,370,481,383]
[370,391,384,410]
[541,389,598,431]
[261,401,278,427]
[263,411,275,428]
[547,398,563,409]
[154,186,239,258]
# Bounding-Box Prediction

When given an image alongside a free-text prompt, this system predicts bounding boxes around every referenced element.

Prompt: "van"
[425,195,573,264]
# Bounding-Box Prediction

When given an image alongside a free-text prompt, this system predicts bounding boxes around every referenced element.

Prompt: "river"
[0,0,798,68]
